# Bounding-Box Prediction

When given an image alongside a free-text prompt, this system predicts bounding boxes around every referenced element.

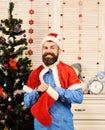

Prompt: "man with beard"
[23,33,84,130]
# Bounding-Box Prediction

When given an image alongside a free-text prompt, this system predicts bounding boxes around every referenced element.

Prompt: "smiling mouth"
[45,54,53,58]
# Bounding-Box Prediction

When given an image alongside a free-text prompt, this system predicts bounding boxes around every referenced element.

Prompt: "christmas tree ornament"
[7,45,12,49]
[5,27,9,31]
[28,63,33,67]
[7,105,12,110]
[14,24,22,33]
[1,37,6,42]
[25,51,28,55]
[21,101,24,106]
[4,126,9,130]
[3,83,7,88]
[3,63,8,68]
[0,86,5,98]
[8,97,12,102]
[28,49,33,55]
[22,82,24,86]
[9,58,18,70]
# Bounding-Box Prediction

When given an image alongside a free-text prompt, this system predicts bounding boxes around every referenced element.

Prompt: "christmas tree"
[0,2,34,130]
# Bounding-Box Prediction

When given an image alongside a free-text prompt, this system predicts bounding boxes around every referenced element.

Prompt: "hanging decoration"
[27,0,34,67]
[46,0,66,49]
[57,0,66,51]
[77,0,83,60]
[46,0,52,32]
[28,0,34,57]
[96,1,101,70]
[60,0,66,49]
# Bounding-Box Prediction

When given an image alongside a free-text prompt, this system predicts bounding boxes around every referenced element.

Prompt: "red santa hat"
[41,33,62,49]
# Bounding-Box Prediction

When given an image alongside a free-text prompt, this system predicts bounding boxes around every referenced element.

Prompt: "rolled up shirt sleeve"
[24,89,39,108]
[56,86,83,104]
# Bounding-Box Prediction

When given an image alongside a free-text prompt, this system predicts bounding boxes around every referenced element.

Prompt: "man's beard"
[42,53,58,66]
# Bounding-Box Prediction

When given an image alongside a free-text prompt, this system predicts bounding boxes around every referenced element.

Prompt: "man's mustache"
[43,53,54,57]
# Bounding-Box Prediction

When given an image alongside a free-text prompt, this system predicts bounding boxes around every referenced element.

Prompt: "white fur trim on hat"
[41,33,62,49]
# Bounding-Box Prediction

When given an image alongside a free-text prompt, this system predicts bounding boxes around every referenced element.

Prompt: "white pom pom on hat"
[41,33,62,49]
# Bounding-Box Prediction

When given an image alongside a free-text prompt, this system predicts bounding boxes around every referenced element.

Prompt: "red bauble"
[9,58,18,70]
[0,86,5,98]
[77,56,82,60]
[28,49,33,55]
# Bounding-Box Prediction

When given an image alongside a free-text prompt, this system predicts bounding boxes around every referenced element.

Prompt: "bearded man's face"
[42,41,60,66]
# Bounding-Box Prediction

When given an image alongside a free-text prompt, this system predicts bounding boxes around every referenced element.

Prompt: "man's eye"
[51,46,56,49]
[43,47,47,49]
[51,47,55,49]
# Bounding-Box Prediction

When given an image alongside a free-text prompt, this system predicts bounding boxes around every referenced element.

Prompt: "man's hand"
[37,83,48,92]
